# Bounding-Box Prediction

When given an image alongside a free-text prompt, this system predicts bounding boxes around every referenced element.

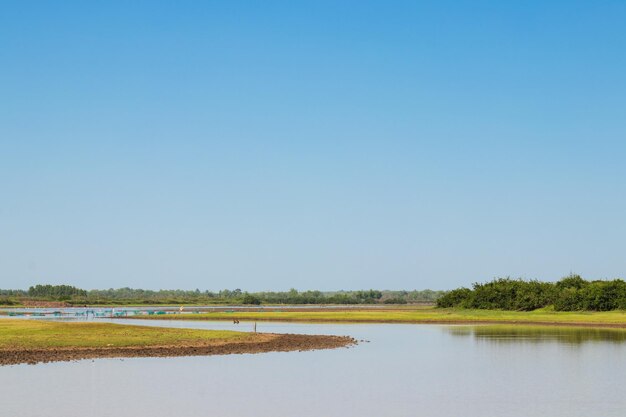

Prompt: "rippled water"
[2,320,626,417]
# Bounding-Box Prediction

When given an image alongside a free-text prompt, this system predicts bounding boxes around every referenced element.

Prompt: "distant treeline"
[28,284,87,298]
[437,275,626,311]
[0,285,443,305]
[0,289,26,296]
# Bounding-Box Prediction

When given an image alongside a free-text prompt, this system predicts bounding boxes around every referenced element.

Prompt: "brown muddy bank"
[0,333,356,366]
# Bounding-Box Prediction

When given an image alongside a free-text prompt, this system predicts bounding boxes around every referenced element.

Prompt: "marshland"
[4,1,626,416]
[4,276,626,417]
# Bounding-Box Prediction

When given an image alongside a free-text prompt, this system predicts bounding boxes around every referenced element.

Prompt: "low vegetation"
[0,285,443,306]
[6,275,626,313]
[0,319,246,350]
[0,319,356,366]
[133,307,626,327]
[437,275,626,311]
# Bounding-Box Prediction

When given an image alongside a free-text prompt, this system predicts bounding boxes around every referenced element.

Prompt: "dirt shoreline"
[0,333,356,366]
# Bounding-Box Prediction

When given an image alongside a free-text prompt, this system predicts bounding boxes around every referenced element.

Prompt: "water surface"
[1,320,625,417]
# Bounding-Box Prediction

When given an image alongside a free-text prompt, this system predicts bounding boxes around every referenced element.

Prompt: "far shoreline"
[116,307,626,329]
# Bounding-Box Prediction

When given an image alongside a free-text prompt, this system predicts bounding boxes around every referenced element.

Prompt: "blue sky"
[1,1,625,291]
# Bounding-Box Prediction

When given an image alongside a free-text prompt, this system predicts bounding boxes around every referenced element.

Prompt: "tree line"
[436,275,626,311]
[0,285,444,305]
[28,285,87,299]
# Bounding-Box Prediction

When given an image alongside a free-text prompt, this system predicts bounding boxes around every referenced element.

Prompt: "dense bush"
[436,278,557,311]
[436,288,472,308]
[0,297,19,306]
[510,280,557,311]
[437,275,626,311]
[555,279,626,311]
[555,274,587,290]
[383,297,408,304]
[241,293,262,305]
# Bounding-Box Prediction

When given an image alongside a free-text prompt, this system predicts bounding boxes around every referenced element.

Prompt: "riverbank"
[125,307,626,328]
[0,319,355,366]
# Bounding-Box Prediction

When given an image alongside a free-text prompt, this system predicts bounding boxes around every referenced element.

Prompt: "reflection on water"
[446,325,626,345]
[2,321,626,417]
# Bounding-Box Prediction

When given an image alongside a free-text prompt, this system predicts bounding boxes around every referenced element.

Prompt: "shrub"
[556,274,588,290]
[435,276,626,311]
[383,297,408,304]
[436,288,472,308]
[0,297,18,306]
[463,278,554,311]
[580,280,626,311]
[241,293,262,305]
[512,280,557,311]
[553,287,583,311]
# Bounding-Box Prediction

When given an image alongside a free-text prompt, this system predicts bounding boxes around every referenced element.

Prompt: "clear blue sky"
[1,1,625,291]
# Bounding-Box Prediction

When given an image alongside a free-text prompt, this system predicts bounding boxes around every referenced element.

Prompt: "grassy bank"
[130,307,626,327]
[0,319,355,365]
[0,319,247,350]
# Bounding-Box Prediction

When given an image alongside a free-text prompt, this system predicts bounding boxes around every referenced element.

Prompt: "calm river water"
[2,320,626,417]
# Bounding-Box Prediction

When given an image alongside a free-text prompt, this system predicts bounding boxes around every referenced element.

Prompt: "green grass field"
[134,307,626,327]
[0,319,248,349]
